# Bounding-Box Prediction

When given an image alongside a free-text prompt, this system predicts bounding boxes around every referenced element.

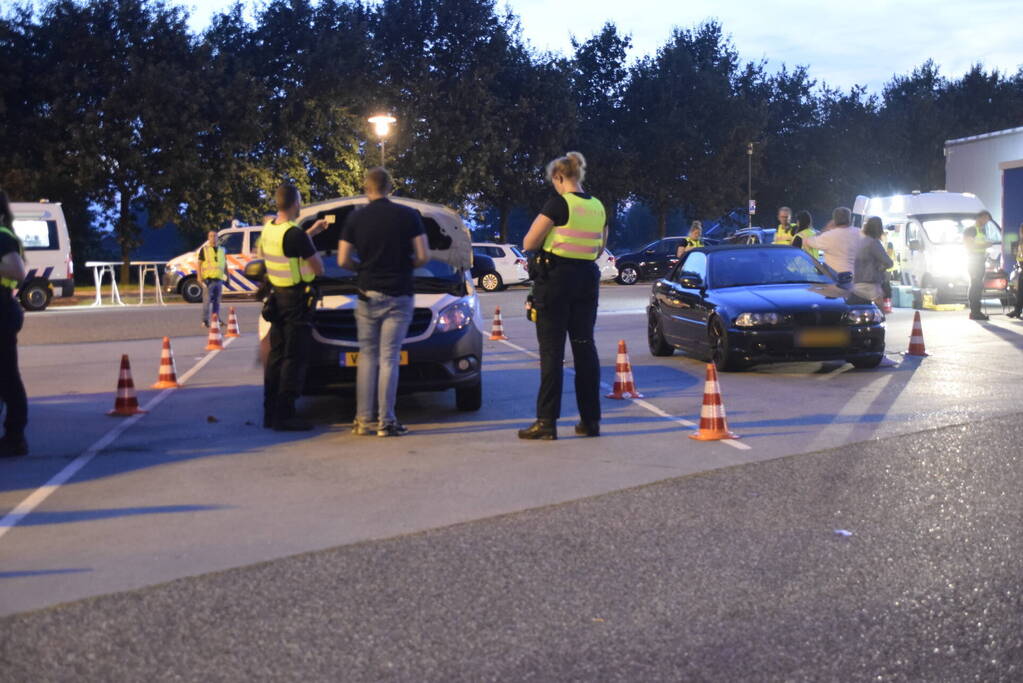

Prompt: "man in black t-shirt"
[1,189,29,457]
[337,168,429,436]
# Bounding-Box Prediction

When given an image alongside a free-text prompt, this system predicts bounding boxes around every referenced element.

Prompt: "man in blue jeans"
[198,230,227,327]
[337,168,429,436]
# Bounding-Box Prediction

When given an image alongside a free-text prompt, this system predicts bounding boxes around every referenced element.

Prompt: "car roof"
[691,244,800,254]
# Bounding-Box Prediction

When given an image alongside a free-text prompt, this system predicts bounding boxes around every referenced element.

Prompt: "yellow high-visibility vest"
[200,245,227,281]
[0,226,24,291]
[773,223,795,245]
[261,220,315,287]
[543,194,605,261]
[795,228,819,259]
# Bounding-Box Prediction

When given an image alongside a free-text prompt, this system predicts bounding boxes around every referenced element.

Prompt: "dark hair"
[0,188,13,230]
[795,210,812,230]
[275,183,301,211]
[863,216,884,239]
[365,167,393,193]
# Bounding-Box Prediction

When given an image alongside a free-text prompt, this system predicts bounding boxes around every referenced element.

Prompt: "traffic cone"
[489,307,509,341]
[605,340,644,399]
[151,336,179,389]
[882,297,893,314]
[689,363,739,441]
[206,312,224,350]
[225,307,241,338]
[108,354,147,417]
[904,310,928,357]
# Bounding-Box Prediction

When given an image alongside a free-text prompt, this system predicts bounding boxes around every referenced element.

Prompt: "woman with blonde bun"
[676,220,703,258]
[519,152,606,440]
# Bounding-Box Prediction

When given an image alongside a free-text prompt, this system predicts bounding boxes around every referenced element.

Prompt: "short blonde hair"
[546,151,586,183]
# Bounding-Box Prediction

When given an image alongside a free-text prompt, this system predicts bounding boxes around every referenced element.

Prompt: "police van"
[9,201,75,311]
[163,224,263,303]
[853,191,1004,302]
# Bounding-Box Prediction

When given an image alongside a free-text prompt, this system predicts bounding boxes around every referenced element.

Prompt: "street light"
[368,114,396,167]
[747,142,754,229]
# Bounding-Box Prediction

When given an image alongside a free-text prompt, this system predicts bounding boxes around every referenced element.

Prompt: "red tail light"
[516,258,527,266]
[66,255,74,279]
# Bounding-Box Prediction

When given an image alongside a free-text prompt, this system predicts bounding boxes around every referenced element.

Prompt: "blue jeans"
[355,292,414,427]
[202,279,224,324]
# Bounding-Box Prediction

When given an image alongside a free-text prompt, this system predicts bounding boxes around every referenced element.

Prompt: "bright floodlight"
[368,114,396,138]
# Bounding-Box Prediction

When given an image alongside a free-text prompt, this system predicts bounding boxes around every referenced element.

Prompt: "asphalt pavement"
[2,412,1020,681]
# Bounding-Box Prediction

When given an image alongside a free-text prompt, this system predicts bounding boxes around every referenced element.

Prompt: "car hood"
[709,283,854,312]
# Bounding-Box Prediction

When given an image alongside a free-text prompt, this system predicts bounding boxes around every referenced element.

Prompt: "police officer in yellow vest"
[0,189,29,457]
[963,210,993,321]
[675,220,704,258]
[260,184,326,431]
[773,206,796,245]
[198,230,228,328]
[789,210,819,260]
[519,152,606,440]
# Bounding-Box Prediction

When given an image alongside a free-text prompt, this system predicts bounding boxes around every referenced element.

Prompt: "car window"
[13,219,59,250]
[245,230,261,254]
[219,232,244,255]
[676,251,707,280]
[488,247,504,258]
[710,249,831,288]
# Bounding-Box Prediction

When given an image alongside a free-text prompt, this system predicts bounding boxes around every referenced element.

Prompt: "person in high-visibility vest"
[963,210,993,321]
[790,211,819,260]
[773,206,796,245]
[675,221,704,258]
[198,230,228,328]
[519,151,606,440]
[261,183,327,431]
[1007,226,1023,319]
[0,188,29,457]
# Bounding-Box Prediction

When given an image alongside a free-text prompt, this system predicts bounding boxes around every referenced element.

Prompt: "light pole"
[368,114,396,167]
[747,142,754,229]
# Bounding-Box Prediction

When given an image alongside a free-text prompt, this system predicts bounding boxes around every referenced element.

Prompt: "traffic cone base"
[689,363,739,441]
[225,307,241,338]
[606,340,644,399]
[489,306,509,341]
[206,312,225,350]
[903,310,928,357]
[151,336,180,389]
[108,354,147,417]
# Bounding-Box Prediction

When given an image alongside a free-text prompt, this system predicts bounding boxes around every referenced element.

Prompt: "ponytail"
[545,151,587,183]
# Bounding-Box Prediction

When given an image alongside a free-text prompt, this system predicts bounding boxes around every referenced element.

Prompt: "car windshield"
[317,259,466,296]
[709,249,833,288]
[916,213,1002,245]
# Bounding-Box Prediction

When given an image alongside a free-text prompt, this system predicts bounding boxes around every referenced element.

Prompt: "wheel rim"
[185,283,202,299]
[709,320,726,365]
[482,274,498,290]
[26,288,47,308]
[648,315,662,345]
[621,267,638,284]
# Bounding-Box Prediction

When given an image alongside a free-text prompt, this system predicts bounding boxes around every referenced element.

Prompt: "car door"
[644,239,680,279]
[654,251,709,349]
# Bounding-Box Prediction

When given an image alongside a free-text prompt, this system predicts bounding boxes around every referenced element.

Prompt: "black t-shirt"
[540,192,594,227]
[341,199,425,296]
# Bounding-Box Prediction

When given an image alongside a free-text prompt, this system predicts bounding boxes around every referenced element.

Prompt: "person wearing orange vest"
[260,183,326,431]
[198,229,228,328]
[0,188,29,457]
[519,152,606,440]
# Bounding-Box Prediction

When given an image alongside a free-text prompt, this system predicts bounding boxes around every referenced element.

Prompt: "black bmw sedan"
[647,245,886,370]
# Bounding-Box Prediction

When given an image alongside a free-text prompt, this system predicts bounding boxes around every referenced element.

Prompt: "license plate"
[795,327,850,348]
[343,351,409,367]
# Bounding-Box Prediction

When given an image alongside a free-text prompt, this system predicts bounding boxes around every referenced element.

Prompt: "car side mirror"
[909,239,923,252]
[244,259,266,282]
[678,273,703,289]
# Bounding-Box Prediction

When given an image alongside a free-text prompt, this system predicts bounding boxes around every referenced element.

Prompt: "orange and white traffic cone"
[605,340,644,399]
[108,354,147,417]
[489,307,509,341]
[882,297,893,314]
[151,336,180,389]
[689,363,739,441]
[225,307,241,338]
[206,312,224,350]
[903,310,928,357]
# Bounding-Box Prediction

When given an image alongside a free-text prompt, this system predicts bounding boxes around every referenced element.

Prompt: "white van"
[853,192,1004,301]
[9,201,74,311]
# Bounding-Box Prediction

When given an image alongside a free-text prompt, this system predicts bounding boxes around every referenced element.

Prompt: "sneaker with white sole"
[352,422,374,436]
[377,422,409,437]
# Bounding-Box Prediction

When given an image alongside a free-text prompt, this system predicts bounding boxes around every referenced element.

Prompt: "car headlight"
[734,312,780,327]
[436,301,474,333]
[844,307,885,325]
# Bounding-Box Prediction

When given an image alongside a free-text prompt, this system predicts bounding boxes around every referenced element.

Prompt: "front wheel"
[455,380,482,411]
[648,311,674,356]
[708,317,743,371]
[616,265,639,285]
[180,276,204,303]
[19,281,51,311]
[478,271,503,292]
[848,354,884,369]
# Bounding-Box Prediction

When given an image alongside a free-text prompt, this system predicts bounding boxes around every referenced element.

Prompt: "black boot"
[518,420,557,440]
[0,435,29,458]
[574,421,600,437]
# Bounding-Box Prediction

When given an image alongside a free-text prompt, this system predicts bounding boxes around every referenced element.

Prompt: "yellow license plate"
[795,328,850,348]
[344,351,409,367]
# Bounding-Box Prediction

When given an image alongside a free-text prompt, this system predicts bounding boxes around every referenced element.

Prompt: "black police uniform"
[0,227,28,455]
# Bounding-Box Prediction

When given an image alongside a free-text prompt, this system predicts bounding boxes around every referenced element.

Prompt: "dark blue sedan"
[647,245,886,370]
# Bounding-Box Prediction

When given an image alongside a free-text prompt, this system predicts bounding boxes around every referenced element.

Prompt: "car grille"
[314,307,434,341]
[789,311,844,326]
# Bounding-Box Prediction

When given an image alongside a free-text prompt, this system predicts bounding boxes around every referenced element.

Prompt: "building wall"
[945,126,1023,226]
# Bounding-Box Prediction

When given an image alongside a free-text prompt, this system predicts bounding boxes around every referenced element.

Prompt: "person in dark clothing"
[261,184,327,431]
[519,152,606,440]
[963,211,993,321]
[1008,228,1023,319]
[0,188,29,457]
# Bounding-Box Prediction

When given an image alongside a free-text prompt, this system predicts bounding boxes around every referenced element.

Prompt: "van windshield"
[317,259,466,296]
[916,213,1002,245]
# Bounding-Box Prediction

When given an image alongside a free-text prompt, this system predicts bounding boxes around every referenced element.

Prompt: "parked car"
[471,242,529,291]
[9,200,74,310]
[647,245,886,370]
[596,248,618,281]
[164,224,263,303]
[614,237,689,285]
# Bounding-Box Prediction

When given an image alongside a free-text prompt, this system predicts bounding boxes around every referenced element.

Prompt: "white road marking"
[497,339,751,451]
[0,338,236,540]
